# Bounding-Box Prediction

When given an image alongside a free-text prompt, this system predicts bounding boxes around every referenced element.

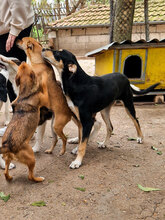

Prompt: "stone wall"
[50,23,165,56]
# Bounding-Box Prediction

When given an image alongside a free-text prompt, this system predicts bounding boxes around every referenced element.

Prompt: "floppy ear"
[15,74,20,86]
[68,64,77,73]
[27,41,33,50]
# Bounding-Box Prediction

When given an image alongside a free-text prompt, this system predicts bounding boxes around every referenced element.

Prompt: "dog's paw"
[38,176,45,182]
[31,176,45,182]
[0,160,15,170]
[71,146,78,155]
[4,121,10,126]
[32,145,40,153]
[59,149,65,156]
[9,163,16,170]
[45,149,53,154]
[97,141,107,149]
[68,137,79,144]
[137,137,143,144]
[69,159,82,169]
[0,127,7,137]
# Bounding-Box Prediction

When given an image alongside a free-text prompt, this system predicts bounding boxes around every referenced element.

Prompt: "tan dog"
[0,62,49,182]
[17,37,81,156]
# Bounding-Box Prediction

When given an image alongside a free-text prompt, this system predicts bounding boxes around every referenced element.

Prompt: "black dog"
[42,48,159,169]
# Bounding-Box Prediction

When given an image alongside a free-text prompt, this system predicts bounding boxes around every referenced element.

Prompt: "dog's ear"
[27,41,33,50]
[15,74,20,86]
[68,64,77,74]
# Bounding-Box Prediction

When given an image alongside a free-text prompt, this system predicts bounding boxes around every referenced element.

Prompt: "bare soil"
[1,59,165,220]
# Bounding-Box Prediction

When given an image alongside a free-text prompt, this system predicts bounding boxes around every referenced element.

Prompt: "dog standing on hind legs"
[0,62,49,182]
[0,55,21,170]
[16,37,81,156]
[42,48,159,169]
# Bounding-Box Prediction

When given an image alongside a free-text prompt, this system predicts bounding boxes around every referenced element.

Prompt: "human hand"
[6,34,16,52]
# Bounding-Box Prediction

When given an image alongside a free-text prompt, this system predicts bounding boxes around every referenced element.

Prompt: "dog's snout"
[16,39,20,45]
[42,48,51,52]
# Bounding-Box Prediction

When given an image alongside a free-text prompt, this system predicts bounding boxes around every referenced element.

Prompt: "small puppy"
[0,62,49,182]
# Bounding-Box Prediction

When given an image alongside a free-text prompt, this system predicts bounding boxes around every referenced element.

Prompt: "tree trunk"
[144,0,149,41]
[109,0,115,43]
[113,0,135,42]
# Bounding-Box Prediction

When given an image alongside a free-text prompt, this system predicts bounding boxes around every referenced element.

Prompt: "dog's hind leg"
[122,90,143,143]
[18,144,44,182]
[70,116,82,155]
[45,116,58,154]
[33,122,47,153]
[50,115,70,156]
[89,119,101,142]
[98,104,114,148]
[70,114,94,169]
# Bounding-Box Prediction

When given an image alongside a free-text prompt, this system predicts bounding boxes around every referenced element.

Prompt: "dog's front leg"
[32,122,47,152]
[70,116,94,169]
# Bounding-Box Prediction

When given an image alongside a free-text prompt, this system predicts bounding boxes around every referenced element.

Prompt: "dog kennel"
[86,39,165,93]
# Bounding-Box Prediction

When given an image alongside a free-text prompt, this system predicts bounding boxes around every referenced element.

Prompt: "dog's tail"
[0,143,10,154]
[130,83,160,95]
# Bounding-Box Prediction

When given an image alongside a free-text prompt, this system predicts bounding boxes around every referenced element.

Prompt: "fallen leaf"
[137,184,161,192]
[127,137,136,141]
[157,151,162,155]
[61,202,66,206]
[31,201,46,207]
[75,187,86,192]
[79,175,84,180]
[151,146,162,155]
[0,192,10,202]
[48,180,54,183]
[133,164,140,167]
[151,146,158,151]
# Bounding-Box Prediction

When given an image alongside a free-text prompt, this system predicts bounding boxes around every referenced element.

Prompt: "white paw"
[71,146,78,155]
[0,160,15,170]
[69,159,82,169]
[9,163,16,170]
[137,137,143,144]
[0,127,7,137]
[4,121,9,126]
[68,137,79,144]
[32,145,40,153]
[97,141,107,149]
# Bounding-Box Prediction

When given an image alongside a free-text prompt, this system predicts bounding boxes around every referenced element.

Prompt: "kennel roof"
[86,39,165,57]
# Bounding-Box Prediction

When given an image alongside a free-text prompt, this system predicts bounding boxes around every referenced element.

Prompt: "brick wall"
[50,23,165,56]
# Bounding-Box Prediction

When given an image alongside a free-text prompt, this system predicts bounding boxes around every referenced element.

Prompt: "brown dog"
[16,37,81,156]
[0,62,49,182]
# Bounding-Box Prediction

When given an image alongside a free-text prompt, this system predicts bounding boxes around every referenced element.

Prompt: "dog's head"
[0,54,20,72]
[16,62,37,93]
[42,49,78,75]
[16,37,43,63]
[0,55,21,102]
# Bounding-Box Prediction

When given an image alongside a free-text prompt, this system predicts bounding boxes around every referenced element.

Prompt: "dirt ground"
[1,59,165,220]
